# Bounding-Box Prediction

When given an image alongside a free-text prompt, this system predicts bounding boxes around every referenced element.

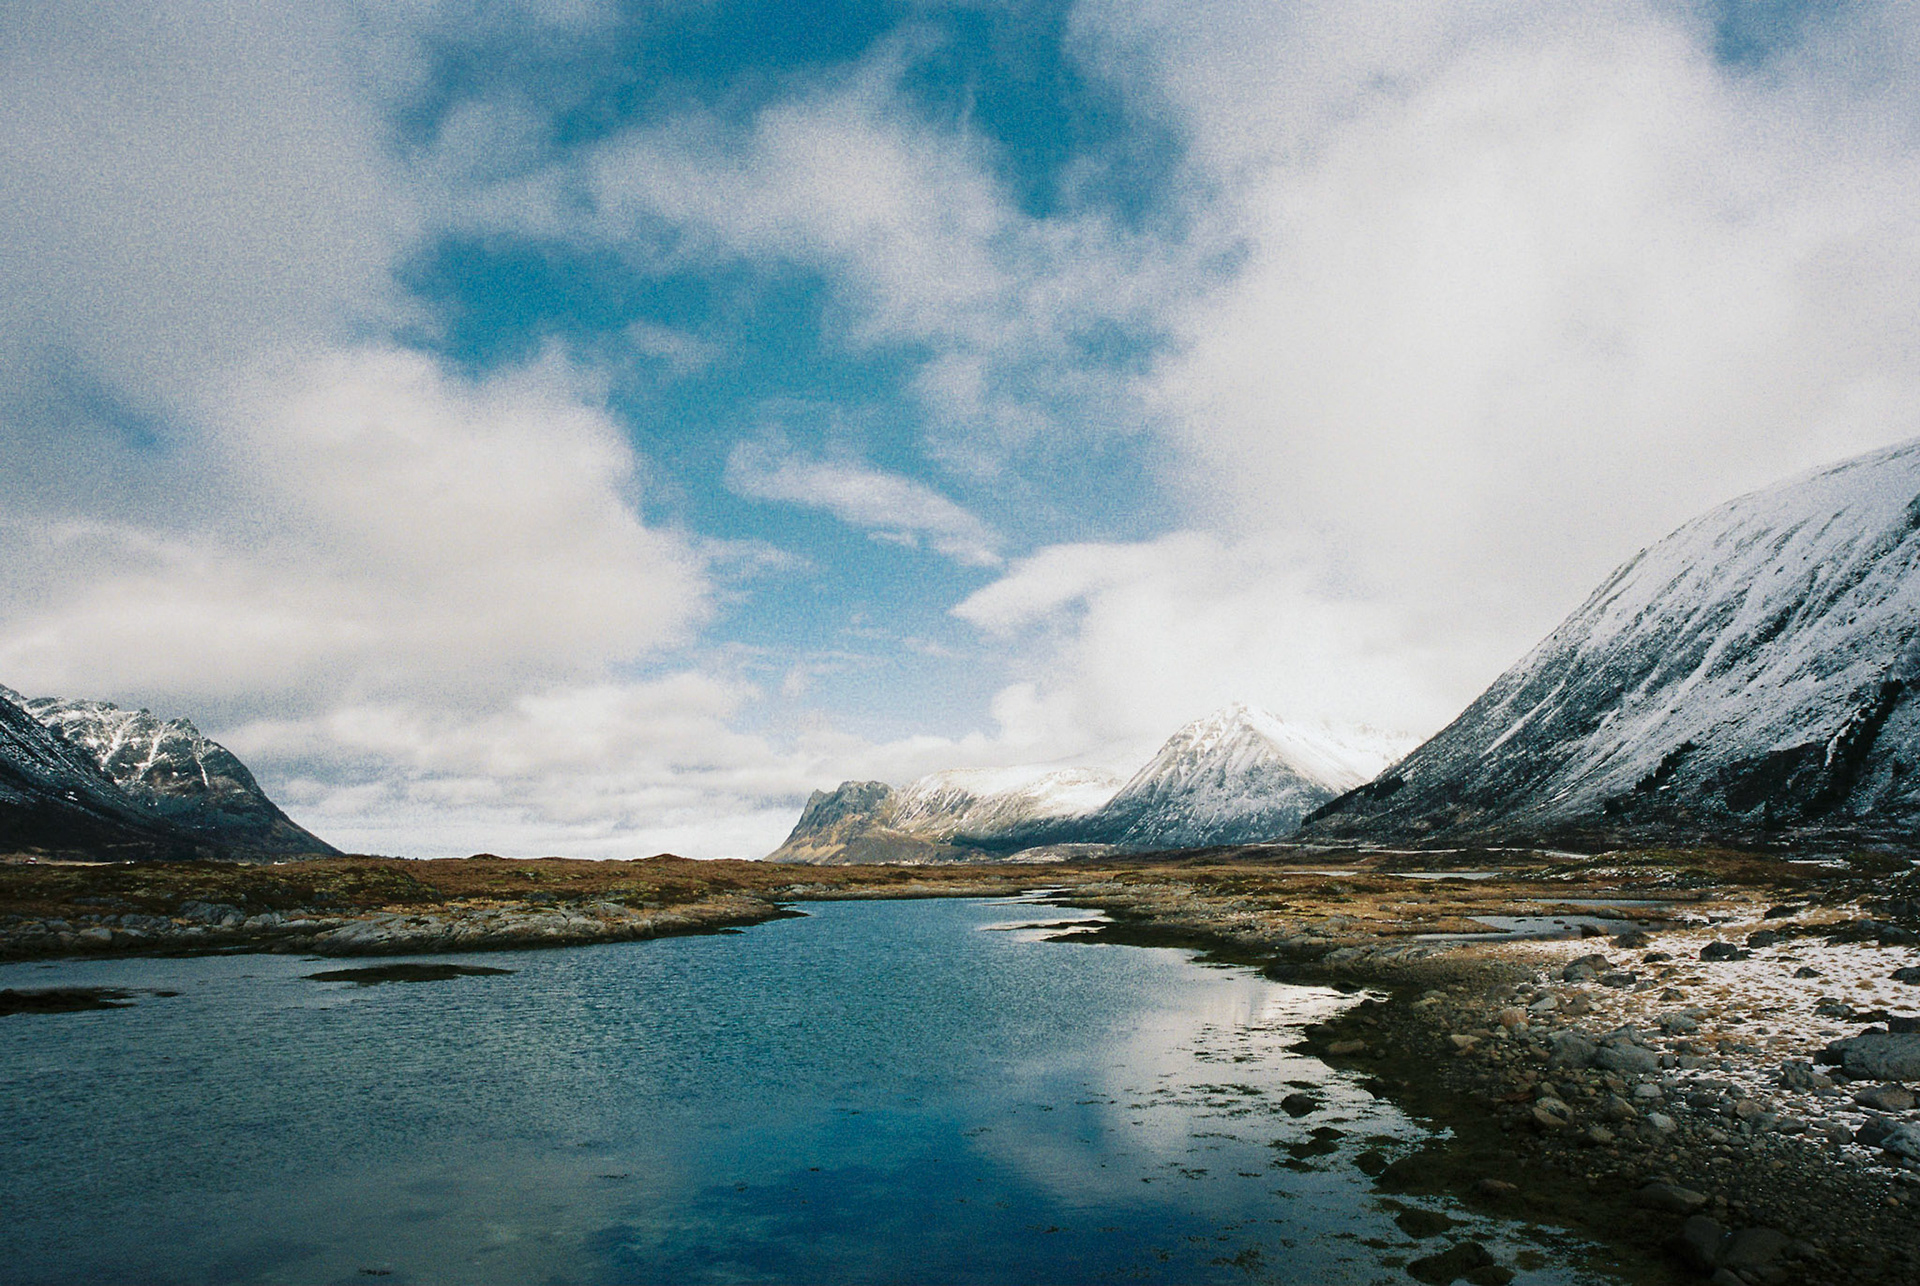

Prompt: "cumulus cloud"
[0,346,710,709]
[1008,0,1920,726]
[726,441,1002,566]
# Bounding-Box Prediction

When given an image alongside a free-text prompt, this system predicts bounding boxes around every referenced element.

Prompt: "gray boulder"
[1595,1042,1661,1075]
[1882,1122,1920,1161]
[1548,1030,1598,1069]
[1827,1032,1920,1080]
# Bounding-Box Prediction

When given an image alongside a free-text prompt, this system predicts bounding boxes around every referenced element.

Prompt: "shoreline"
[1046,861,1920,1286]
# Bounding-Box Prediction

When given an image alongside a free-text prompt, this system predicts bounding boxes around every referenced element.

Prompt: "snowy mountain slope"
[893,766,1126,837]
[0,685,194,857]
[1305,436,1920,843]
[25,698,335,855]
[1078,705,1399,850]
[766,706,1406,863]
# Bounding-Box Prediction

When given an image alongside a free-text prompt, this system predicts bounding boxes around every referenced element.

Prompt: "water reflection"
[0,898,1605,1285]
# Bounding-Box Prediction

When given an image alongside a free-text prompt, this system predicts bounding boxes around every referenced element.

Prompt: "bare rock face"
[0,687,333,860]
[1306,437,1920,845]
[763,781,972,865]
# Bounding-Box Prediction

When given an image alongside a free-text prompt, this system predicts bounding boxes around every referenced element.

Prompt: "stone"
[1732,1098,1769,1121]
[1891,1015,1920,1033]
[1281,1092,1319,1118]
[1821,1122,1854,1146]
[1326,1039,1366,1056]
[1699,942,1747,962]
[1448,1033,1479,1051]
[1612,929,1651,948]
[1828,1032,1920,1080]
[1636,1181,1709,1214]
[1793,965,1821,979]
[1772,1117,1807,1134]
[1632,1083,1663,1100]
[1599,971,1637,988]
[1671,1216,1728,1272]
[1659,1011,1700,1034]
[1894,966,1920,984]
[1547,1031,1597,1069]
[1745,930,1781,948]
[1718,1227,1791,1273]
[1406,1240,1496,1285]
[178,900,246,927]
[1495,1007,1526,1028]
[1855,1117,1896,1148]
[75,926,112,945]
[1354,1150,1388,1176]
[1853,1083,1916,1112]
[1880,1122,1920,1160]
[1600,1093,1639,1121]
[1778,1059,1832,1091]
[1395,1208,1456,1238]
[1580,1124,1615,1145]
[1561,962,1599,984]
[1530,1100,1572,1130]
[1645,1112,1678,1133]
[1527,995,1559,1013]
[1596,1043,1660,1075]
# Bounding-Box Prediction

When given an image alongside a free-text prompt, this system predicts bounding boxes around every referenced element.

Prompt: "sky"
[3,0,1920,858]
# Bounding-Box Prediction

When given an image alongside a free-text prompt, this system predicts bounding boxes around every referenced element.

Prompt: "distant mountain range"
[767,704,1407,864]
[0,686,333,860]
[1304,437,1920,846]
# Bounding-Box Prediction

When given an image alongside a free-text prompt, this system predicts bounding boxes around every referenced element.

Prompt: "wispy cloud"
[726,441,1002,567]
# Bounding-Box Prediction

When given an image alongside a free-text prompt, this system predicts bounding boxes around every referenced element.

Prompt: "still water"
[1,897,1598,1284]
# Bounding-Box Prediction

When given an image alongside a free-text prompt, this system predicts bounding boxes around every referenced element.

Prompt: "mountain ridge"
[767,705,1407,864]
[1304,436,1920,845]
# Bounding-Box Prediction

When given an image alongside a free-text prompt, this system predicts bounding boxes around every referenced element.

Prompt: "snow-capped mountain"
[0,686,334,859]
[25,697,335,856]
[1306,437,1920,844]
[0,685,187,858]
[1077,704,1396,850]
[766,705,1405,863]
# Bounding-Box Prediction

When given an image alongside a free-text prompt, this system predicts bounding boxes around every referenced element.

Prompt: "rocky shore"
[1052,850,1920,1285]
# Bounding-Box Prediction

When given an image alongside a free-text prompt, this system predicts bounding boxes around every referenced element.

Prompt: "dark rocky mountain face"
[1305,438,1920,847]
[0,688,334,859]
[0,687,195,858]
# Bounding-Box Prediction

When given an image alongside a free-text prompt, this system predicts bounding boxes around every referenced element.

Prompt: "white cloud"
[726,441,1003,566]
[0,346,709,710]
[1026,0,1920,724]
[956,533,1454,748]
[0,1,414,409]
